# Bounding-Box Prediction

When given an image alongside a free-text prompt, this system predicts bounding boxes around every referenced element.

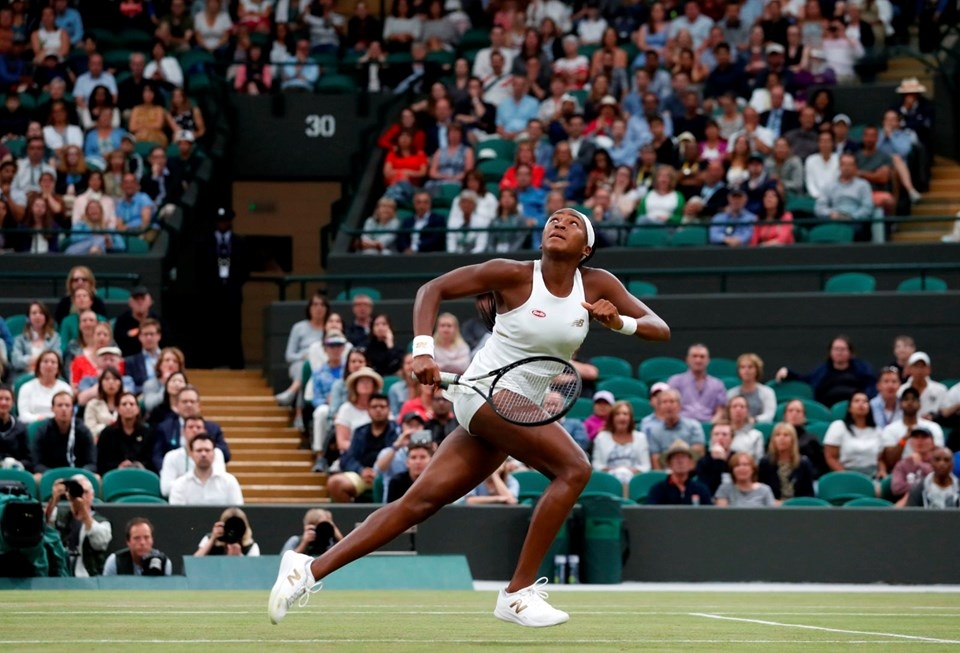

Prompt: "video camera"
[140,553,167,576]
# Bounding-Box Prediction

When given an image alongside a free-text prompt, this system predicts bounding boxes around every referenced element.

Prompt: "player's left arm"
[580,268,670,342]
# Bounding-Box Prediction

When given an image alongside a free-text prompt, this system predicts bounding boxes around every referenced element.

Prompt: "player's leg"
[470,404,592,593]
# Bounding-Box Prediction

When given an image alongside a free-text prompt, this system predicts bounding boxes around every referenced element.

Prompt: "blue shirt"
[83,128,124,160]
[311,363,344,407]
[495,95,540,134]
[709,208,756,245]
[56,8,85,45]
[876,130,915,158]
[517,186,547,222]
[116,192,156,228]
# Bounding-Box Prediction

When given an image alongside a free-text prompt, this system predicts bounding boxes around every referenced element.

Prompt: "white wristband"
[615,315,638,336]
[412,335,435,358]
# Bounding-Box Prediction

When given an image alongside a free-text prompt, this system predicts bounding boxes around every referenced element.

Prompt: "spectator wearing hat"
[113,286,162,357]
[308,330,348,461]
[169,129,203,190]
[644,388,707,469]
[899,352,948,420]
[327,392,397,502]
[583,390,615,441]
[196,206,250,369]
[375,415,429,499]
[332,367,384,464]
[736,153,777,215]
[890,425,938,499]
[709,188,756,246]
[647,439,714,505]
[640,382,672,433]
[831,114,858,155]
[753,44,795,97]
[898,447,960,509]
[76,346,136,406]
[814,152,874,240]
[891,78,934,164]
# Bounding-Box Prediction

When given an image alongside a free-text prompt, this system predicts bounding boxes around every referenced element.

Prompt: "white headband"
[562,208,595,249]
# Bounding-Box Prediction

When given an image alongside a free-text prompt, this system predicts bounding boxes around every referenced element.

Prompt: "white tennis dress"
[447,260,591,433]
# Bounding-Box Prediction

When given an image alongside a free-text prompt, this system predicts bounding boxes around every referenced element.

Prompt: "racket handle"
[438,372,460,389]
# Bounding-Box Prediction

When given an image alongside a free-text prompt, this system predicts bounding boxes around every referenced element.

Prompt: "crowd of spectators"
[275,290,960,509]
[0,0,210,253]
[0,266,241,513]
[337,0,944,253]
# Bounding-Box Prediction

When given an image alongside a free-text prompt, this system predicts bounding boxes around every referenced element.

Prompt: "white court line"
[7,609,960,617]
[474,581,960,593]
[691,612,960,644]
[0,639,951,646]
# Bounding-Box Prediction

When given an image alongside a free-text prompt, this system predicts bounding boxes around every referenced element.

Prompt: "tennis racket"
[439,355,582,426]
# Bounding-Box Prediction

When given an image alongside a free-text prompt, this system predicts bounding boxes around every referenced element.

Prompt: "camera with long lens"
[305,521,336,556]
[62,480,85,499]
[219,516,247,545]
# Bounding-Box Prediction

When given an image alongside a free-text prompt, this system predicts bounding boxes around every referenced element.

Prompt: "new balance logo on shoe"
[509,599,527,614]
[286,568,302,586]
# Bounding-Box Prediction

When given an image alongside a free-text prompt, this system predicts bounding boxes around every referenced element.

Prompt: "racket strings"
[491,360,581,425]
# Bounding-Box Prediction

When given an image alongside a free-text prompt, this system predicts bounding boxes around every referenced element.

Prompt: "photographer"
[103,517,172,576]
[194,507,260,556]
[45,474,112,576]
[281,508,343,556]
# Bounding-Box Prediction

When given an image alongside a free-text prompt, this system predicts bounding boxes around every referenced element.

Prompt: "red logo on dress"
[531,309,546,318]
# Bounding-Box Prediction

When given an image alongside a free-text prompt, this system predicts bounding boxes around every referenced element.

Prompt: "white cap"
[908,351,930,366]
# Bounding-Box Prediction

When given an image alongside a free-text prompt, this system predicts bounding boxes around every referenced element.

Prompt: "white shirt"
[168,468,244,505]
[730,427,765,461]
[12,158,57,196]
[144,56,185,88]
[16,378,72,423]
[43,125,84,151]
[159,446,227,497]
[823,420,882,473]
[880,418,944,458]
[446,201,492,254]
[804,152,840,199]
[472,47,516,80]
[899,379,949,417]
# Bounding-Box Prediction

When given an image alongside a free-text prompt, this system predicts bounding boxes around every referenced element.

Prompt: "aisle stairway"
[186,369,326,504]
[878,55,958,242]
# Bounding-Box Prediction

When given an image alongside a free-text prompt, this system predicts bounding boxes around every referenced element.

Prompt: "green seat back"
[335,286,382,301]
[670,227,708,247]
[782,496,831,507]
[843,497,894,507]
[816,471,876,505]
[112,494,168,504]
[591,356,634,380]
[371,474,384,504]
[316,74,358,93]
[626,227,669,248]
[638,357,686,384]
[896,276,947,292]
[102,468,162,502]
[830,400,850,421]
[0,469,39,499]
[477,158,511,178]
[474,138,515,162]
[767,380,814,402]
[580,470,628,501]
[27,419,45,444]
[625,397,653,419]
[567,397,594,420]
[40,467,101,501]
[4,314,26,337]
[805,420,830,442]
[597,376,648,399]
[102,287,131,300]
[756,421,774,447]
[514,470,550,503]
[628,470,668,504]
[627,280,657,297]
[807,223,854,243]
[824,272,876,293]
[126,237,151,254]
[707,358,738,378]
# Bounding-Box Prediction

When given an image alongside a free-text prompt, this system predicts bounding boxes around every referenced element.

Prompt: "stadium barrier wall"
[44,504,960,585]
[263,290,960,391]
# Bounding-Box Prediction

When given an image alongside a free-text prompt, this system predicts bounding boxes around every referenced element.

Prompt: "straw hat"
[346,366,384,395]
[896,77,927,94]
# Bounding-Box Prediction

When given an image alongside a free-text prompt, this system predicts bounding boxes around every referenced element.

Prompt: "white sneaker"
[268,551,321,625]
[493,577,569,627]
[275,389,297,406]
[909,189,922,204]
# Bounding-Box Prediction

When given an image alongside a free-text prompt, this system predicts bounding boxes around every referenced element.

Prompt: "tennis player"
[269,208,670,627]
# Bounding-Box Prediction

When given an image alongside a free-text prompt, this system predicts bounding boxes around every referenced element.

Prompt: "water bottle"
[567,554,580,584]
[553,555,567,585]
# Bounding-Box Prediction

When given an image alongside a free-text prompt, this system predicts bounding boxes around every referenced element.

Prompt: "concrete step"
[241,485,328,499]
[911,204,960,216]
[200,404,291,417]
[229,449,314,462]
[228,460,314,471]
[204,415,289,424]
[229,437,303,450]
[245,496,329,504]
[233,472,324,484]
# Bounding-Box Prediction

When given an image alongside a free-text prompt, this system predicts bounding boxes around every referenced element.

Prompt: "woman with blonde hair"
[758,422,816,500]
[727,353,777,422]
[195,507,260,556]
[714,452,777,506]
[432,312,470,374]
[635,167,684,225]
[727,395,765,461]
[591,400,651,488]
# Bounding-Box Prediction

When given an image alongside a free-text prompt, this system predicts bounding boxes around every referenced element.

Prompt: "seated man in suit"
[395,190,446,253]
[123,318,162,393]
[150,385,230,472]
[759,84,798,139]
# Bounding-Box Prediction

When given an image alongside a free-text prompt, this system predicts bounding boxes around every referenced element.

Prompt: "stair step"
[233,472,324,483]
[911,204,960,216]
[228,460,313,470]
[186,369,266,379]
[929,179,960,191]
[229,438,303,450]
[201,405,291,417]
[245,497,330,504]
[205,415,290,424]
[203,395,277,403]
[241,485,328,497]
[891,231,949,242]
[229,449,315,461]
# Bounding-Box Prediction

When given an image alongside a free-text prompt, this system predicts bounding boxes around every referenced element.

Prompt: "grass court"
[1,589,959,652]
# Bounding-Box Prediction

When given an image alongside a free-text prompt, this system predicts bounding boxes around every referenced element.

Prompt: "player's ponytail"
[475,292,497,331]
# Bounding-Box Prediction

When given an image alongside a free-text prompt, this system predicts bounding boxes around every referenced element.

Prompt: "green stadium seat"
[824,272,876,293]
[370,474,384,503]
[817,471,876,505]
[767,380,814,402]
[316,74,358,93]
[807,223,854,243]
[628,470,668,504]
[381,376,402,394]
[756,422,774,447]
[458,28,491,50]
[432,183,462,207]
[785,193,816,216]
[425,50,455,66]
[782,496,831,507]
[4,313,26,337]
[626,227,669,248]
[101,287,131,300]
[178,49,216,73]
[707,358,738,378]
[26,417,44,444]
[720,376,740,390]
[591,356,634,380]
[580,470,631,501]
[474,138,516,162]
[805,420,829,442]
[625,397,653,419]
[879,475,895,501]
[514,470,550,503]
[597,376,648,399]
[627,280,657,297]
[0,469,39,499]
[39,467,101,501]
[335,286,382,301]
[125,237,151,254]
[830,400,849,421]
[112,494,167,504]
[117,29,153,51]
[638,357,686,384]
[102,468,162,502]
[134,140,161,158]
[843,497,893,507]
[670,227,708,247]
[897,276,948,292]
[775,400,831,423]
[567,397,594,420]
[103,49,135,72]
[477,158,511,178]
